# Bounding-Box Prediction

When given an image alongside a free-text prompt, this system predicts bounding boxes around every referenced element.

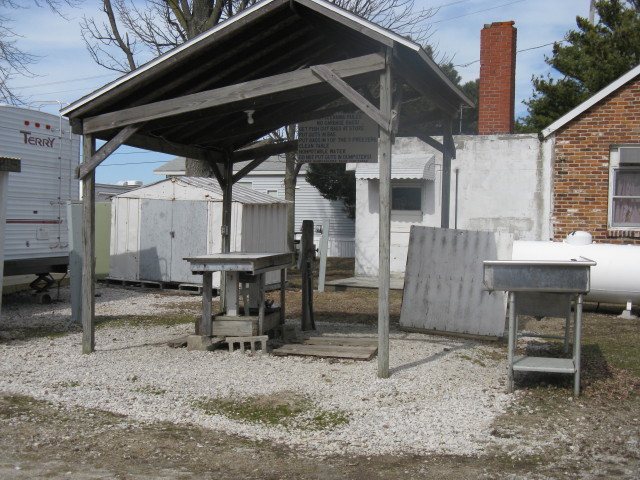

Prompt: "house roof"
[354,154,435,180]
[542,63,640,139]
[61,0,472,164]
[116,176,289,204]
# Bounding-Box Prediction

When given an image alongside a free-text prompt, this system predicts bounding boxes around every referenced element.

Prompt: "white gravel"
[0,285,521,457]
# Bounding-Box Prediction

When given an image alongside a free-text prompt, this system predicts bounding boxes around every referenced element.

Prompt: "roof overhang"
[355,154,436,180]
[542,63,640,139]
[62,0,472,167]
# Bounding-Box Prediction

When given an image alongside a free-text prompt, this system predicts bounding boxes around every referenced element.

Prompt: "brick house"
[541,65,640,244]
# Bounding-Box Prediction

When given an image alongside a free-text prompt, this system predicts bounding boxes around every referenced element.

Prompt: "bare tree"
[81,0,434,73]
[81,0,436,248]
[0,0,78,104]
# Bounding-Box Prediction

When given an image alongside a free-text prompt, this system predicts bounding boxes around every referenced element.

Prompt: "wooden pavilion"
[62,0,473,378]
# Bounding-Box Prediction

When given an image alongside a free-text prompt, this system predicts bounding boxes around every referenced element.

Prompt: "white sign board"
[298,112,378,163]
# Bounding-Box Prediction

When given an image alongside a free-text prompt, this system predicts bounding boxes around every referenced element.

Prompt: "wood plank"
[272,343,378,360]
[117,132,221,162]
[233,140,298,162]
[212,319,256,337]
[377,48,392,378]
[76,124,142,178]
[83,53,386,134]
[311,64,391,132]
[301,337,377,347]
[81,134,96,354]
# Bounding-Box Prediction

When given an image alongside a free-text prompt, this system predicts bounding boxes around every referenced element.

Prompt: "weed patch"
[195,391,349,431]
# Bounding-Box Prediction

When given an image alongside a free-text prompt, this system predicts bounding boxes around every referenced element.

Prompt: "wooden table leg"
[201,272,213,336]
[225,271,239,316]
[258,273,265,335]
[280,268,286,325]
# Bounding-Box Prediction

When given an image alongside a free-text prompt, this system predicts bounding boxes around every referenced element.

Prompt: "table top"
[185,252,294,274]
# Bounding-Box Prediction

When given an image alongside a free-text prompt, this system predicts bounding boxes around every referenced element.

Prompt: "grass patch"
[195,391,350,431]
[136,385,167,396]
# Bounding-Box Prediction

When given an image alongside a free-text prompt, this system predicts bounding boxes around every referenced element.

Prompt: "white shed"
[109,177,289,287]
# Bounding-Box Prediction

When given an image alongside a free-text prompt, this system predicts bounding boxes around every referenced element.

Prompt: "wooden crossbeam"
[76,124,142,179]
[311,64,391,132]
[233,139,298,162]
[82,53,386,134]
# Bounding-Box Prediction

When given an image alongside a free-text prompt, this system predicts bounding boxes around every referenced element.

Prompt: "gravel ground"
[0,284,525,458]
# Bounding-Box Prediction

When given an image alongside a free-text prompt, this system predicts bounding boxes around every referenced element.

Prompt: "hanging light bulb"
[245,109,255,125]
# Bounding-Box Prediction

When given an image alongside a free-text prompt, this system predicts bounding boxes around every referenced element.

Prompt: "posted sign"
[298,112,378,163]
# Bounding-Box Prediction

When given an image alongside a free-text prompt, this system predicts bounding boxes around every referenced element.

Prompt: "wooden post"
[441,116,453,229]
[317,218,329,292]
[300,220,315,331]
[221,154,233,314]
[378,49,393,378]
[82,134,96,354]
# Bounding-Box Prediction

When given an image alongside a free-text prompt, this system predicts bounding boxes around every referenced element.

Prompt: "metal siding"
[241,203,288,284]
[241,172,355,252]
[399,226,512,337]
[1,107,80,263]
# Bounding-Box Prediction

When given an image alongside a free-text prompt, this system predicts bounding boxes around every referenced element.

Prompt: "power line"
[18,73,119,90]
[454,41,565,68]
[99,160,168,167]
[430,0,526,24]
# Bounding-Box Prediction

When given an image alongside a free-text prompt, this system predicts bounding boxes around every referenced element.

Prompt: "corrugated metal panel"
[0,106,80,263]
[240,203,288,284]
[355,154,435,180]
[116,176,289,205]
[238,171,355,241]
[180,177,288,204]
[399,226,512,337]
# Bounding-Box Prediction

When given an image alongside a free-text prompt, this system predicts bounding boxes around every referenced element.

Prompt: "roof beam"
[82,53,386,135]
[233,139,298,161]
[311,64,391,132]
[118,131,223,162]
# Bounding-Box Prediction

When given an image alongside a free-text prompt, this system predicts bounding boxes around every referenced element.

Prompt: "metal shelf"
[512,356,576,374]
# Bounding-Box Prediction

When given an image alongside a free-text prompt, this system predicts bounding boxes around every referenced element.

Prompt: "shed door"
[170,200,208,282]
[140,200,173,282]
[139,200,208,283]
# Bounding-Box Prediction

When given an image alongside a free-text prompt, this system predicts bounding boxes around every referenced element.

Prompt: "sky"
[7,0,592,185]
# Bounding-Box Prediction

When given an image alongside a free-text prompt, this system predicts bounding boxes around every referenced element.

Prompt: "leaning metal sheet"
[399,226,512,337]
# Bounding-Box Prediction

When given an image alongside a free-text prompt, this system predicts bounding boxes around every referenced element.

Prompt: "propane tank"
[512,232,640,305]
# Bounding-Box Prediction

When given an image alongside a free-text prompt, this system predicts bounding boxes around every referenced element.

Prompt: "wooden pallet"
[272,337,377,360]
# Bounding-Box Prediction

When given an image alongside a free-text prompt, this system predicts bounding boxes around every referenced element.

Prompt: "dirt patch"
[5,393,634,480]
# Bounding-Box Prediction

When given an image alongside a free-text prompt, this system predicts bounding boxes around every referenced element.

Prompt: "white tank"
[512,232,640,305]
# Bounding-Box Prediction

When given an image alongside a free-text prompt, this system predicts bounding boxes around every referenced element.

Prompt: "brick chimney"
[478,21,517,135]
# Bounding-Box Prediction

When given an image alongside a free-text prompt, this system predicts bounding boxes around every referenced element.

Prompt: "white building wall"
[355,134,553,277]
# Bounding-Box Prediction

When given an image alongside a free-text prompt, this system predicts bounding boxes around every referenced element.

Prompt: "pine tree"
[517,0,640,132]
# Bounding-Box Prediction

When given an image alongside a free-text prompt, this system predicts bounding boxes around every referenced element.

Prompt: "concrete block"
[226,335,269,354]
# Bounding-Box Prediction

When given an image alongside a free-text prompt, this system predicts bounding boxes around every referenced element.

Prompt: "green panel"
[95,203,111,279]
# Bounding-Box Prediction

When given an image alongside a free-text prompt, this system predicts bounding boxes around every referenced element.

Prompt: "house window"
[609,146,640,229]
[267,189,279,197]
[392,183,422,212]
[237,181,252,189]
